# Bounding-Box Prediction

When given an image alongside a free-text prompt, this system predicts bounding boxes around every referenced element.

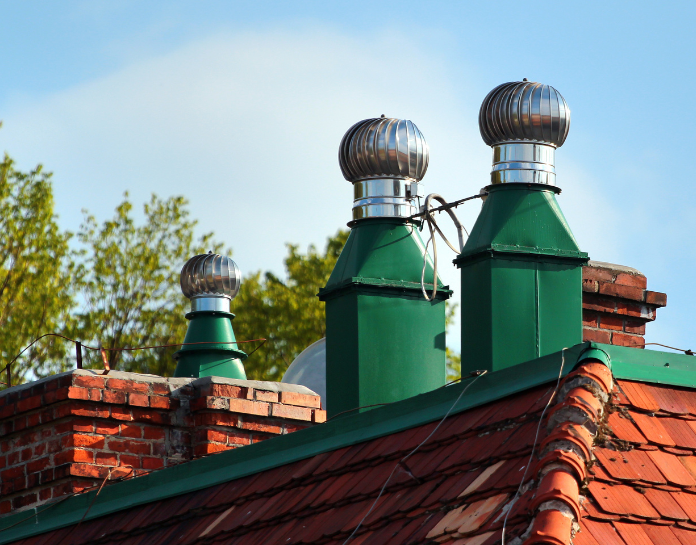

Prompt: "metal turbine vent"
[180,253,241,312]
[479,81,570,148]
[479,80,570,186]
[339,117,429,182]
[339,117,429,221]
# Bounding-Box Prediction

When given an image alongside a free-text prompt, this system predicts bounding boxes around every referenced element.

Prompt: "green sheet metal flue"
[455,184,588,376]
[173,311,247,379]
[173,253,247,379]
[320,218,450,419]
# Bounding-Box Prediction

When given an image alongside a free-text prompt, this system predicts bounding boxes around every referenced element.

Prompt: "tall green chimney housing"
[173,253,247,379]
[455,81,588,376]
[319,117,451,418]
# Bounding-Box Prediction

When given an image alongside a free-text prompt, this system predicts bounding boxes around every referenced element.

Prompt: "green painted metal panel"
[324,284,448,418]
[356,292,446,407]
[491,259,538,369]
[460,184,586,260]
[457,184,587,375]
[321,218,450,419]
[591,342,696,387]
[538,264,583,356]
[322,218,442,295]
[173,312,247,379]
[325,292,360,413]
[460,257,583,376]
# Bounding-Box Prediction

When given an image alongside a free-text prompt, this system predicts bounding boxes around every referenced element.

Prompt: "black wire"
[644,342,694,355]
[0,494,72,534]
[0,334,269,384]
[341,369,487,544]
[408,192,485,220]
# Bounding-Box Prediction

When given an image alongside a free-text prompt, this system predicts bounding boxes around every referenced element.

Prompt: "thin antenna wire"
[501,348,566,545]
[644,342,694,355]
[342,370,487,544]
[0,334,268,385]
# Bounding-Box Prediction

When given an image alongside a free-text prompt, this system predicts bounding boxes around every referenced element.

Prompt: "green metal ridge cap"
[592,342,696,387]
[0,343,589,543]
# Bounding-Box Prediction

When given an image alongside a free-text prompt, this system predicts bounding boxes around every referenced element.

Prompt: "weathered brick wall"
[582,261,667,348]
[0,370,325,515]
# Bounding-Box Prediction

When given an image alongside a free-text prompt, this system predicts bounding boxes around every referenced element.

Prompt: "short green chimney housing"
[319,117,451,419]
[455,81,589,376]
[173,253,247,380]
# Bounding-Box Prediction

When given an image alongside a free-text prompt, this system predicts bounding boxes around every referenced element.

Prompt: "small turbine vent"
[479,81,570,148]
[339,117,429,182]
[180,253,241,312]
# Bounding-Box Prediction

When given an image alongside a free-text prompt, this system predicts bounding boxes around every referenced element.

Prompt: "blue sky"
[1,1,694,352]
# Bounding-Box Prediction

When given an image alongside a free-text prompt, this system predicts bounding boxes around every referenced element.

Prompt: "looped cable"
[420,193,468,302]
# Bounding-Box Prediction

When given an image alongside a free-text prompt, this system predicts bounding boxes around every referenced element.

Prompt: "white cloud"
[3,25,689,351]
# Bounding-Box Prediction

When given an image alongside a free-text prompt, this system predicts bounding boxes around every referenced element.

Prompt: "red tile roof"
[4,381,559,544]
[6,356,696,545]
[581,379,696,545]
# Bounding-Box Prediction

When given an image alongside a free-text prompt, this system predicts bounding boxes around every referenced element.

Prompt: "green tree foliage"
[232,231,349,381]
[69,194,226,376]
[0,155,74,388]
[0,155,463,385]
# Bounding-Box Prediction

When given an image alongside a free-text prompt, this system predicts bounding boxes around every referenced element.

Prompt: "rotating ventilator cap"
[479,80,570,186]
[339,117,428,221]
[180,253,241,313]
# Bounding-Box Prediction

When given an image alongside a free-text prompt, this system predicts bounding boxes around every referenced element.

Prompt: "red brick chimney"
[0,371,324,515]
[582,261,667,348]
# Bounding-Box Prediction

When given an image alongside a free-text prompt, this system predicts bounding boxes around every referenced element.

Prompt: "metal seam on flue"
[1,342,695,543]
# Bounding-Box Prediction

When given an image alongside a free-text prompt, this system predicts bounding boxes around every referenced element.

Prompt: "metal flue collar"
[180,253,241,312]
[339,117,428,221]
[479,80,571,186]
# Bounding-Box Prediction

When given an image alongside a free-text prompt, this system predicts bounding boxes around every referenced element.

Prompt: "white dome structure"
[281,338,326,408]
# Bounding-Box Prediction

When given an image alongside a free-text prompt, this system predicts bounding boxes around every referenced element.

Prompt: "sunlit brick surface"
[0,371,324,515]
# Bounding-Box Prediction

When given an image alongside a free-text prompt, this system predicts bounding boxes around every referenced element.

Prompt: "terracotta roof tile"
[20,370,696,545]
[642,523,686,545]
[648,451,696,487]
[455,493,508,536]
[575,524,603,545]
[619,382,661,412]
[630,411,677,446]
[621,448,667,484]
[525,509,573,545]
[582,497,621,520]
[582,518,628,545]
[676,391,696,416]
[423,473,476,507]
[595,448,641,482]
[643,488,689,520]
[671,526,696,545]
[590,462,621,483]
[614,521,657,545]
[672,492,696,523]
[458,460,506,498]
[485,456,528,490]
[645,386,692,416]
[661,419,696,449]
[607,412,647,444]
[588,482,660,519]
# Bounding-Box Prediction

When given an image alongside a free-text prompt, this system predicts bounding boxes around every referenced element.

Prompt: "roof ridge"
[520,359,614,545]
